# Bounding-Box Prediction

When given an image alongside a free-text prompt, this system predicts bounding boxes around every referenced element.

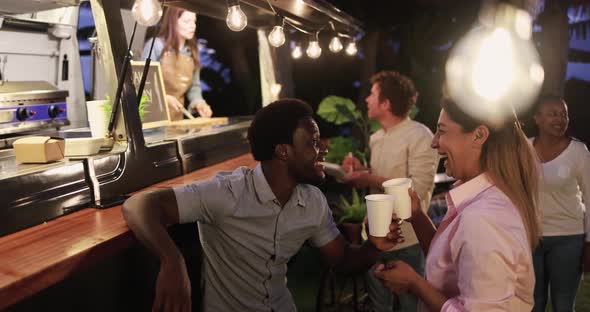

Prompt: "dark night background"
[77,0,590,144]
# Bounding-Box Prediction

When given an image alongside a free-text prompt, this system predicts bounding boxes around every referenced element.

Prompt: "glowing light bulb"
[328,36,343,53]
[226,3,247,31]
[131,0,163,26]
[268,26,286,47]
[306,40,321,58]
[292,45,303,59]
[345,41,357,56]
[471,28,515,100]
[445,4,544,126]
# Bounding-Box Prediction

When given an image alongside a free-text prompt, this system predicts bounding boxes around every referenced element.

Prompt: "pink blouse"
[422,174,535,311]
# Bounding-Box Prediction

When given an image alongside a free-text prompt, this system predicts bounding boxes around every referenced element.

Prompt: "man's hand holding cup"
[365,194,405,251]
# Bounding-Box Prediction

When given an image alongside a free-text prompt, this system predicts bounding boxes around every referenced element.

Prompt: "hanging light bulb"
[292,44,303,59]
[268,17,286,47]
[445,3,543,126]
[306,33,321,59]
[226,0,247,32]
[328,36,343,53]
[131,0,163,26]
[345,40,357,56]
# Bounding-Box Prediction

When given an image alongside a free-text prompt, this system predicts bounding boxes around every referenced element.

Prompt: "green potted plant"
[102,94,150,122]
[337,188,366,244]
[317,95,378,165]
[317,95,417,242]
[317,95,418,164]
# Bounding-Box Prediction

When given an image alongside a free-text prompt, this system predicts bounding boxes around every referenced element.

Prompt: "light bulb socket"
[310,31,319,41]
[227,0,239,6]
[273,15,284,27]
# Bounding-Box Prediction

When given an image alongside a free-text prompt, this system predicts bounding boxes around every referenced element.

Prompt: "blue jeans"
[533,234,585,312]
[365,243,424,312]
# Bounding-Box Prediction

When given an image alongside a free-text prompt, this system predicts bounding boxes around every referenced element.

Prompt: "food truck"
[0,0,362,309]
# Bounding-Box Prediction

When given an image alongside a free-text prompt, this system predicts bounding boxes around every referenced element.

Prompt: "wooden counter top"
[0,153,257,310]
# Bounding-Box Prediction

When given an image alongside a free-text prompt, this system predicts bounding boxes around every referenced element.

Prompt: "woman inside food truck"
[141,7,212,120]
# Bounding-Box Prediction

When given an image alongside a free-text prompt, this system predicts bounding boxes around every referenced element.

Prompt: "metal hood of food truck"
[120,0,363,33]
[0,0,79,14]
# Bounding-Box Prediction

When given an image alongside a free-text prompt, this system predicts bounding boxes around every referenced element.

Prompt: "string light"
[226,0,247,31]
[131,0,162,26]
[306,32,322,58]
[268,17,286,47]
[345,40,357,56]
[263,0,362,60]
[328,36,343,53]
[445,3,543,126]
[292,44,303,59]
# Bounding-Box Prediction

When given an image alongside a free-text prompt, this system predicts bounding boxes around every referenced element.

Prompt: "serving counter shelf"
[0,153,257,310]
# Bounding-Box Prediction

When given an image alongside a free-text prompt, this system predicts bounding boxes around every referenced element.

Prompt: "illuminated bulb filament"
[306,40,322,58]
[226,4,247,31]
[329,36,343,53]
[132,0,163,26]
[292,45,303,59]
[345,41,357,56]
[268,26,286,47]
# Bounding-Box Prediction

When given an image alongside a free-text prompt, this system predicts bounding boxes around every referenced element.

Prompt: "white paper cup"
[365,194,395,237]
[86,100,109,138]
[382,178,412,220]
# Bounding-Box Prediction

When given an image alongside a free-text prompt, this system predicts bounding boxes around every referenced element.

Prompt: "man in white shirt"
[342,71,438,312]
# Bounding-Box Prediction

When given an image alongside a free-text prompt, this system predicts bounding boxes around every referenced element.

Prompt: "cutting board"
[169,117,229,128]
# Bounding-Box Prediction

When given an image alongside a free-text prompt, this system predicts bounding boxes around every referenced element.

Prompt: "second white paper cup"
[382,178,412,220]
[86,100,109,138]
[365,194,395,237]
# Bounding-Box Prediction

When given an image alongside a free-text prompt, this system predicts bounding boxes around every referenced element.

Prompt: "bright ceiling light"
[292,44,303,59]
[131,0,162,26]
[445,3,543,127]
[329,36,343,53]
[268,23,286,47]
[306,40,321,59]
[226,0,247,32]
[345,41,357,56]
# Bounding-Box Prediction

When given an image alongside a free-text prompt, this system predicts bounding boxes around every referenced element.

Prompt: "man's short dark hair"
[248,98,314,161]
[370,71,417,117]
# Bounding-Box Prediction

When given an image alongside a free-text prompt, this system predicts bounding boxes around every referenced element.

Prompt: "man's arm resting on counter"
[122,188,184,264]
[123,188,192,311]
[317,235,381,274]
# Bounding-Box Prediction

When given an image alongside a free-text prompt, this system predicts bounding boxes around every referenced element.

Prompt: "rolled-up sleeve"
[444,212,522,311]
[173,173,242,224]
[309,196,340,248]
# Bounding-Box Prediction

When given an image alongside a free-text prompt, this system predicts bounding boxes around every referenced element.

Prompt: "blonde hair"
[442,98,540,249]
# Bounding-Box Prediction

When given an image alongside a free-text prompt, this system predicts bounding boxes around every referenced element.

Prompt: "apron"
[159,51,195,121]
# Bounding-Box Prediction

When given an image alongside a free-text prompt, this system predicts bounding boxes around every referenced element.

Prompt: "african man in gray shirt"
[123,98,403,312]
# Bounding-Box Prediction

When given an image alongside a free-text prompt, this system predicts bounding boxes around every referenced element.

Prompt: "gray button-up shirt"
[173,164,340,311]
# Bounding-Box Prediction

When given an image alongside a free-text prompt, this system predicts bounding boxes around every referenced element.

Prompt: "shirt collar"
[252,164,306,207]
[448,173,494,212]
[383,117,411,134]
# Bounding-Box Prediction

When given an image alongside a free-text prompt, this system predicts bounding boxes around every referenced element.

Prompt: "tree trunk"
[537,0,570,97]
